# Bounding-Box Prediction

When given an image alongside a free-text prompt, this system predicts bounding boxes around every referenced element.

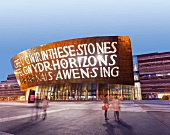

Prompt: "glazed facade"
[133,56,142,100]
[36,83,134,101]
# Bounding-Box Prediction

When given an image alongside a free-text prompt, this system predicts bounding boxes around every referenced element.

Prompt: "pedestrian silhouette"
[42,96,49,120]
[103,94,110,120]
[111,94,120,121]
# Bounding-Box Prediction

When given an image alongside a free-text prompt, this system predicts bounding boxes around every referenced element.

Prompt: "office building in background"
[137,52,170,100]
[0,74,25,101]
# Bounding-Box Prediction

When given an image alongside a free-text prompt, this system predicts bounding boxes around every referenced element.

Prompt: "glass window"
[134,75,139,81]
[133,64,138,71]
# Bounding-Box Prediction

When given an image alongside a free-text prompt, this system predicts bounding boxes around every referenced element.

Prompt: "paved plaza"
[0,100,170,135]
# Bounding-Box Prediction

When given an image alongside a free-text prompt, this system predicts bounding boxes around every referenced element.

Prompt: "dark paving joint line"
[147,111,170,128]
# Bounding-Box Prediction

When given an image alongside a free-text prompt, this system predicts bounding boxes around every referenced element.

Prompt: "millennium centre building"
[11,36,134,101]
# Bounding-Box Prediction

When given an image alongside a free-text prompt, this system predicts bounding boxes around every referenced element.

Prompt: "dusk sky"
[0,0,170,81]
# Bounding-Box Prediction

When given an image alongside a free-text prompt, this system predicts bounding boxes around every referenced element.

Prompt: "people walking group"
[102,94,120,121]
[33,94,120,122]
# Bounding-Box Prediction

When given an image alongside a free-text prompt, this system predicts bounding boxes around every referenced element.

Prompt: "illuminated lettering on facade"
[11,36,134,89]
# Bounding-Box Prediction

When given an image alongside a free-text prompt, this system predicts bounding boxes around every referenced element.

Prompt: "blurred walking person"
[103,94,109,120]
[112,94,120,121]
[31,96,41,121]
[35,96,40,119]
[42,96,49,120]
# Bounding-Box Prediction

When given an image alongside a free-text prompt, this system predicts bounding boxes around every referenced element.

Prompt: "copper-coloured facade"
[11,36,134,90]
